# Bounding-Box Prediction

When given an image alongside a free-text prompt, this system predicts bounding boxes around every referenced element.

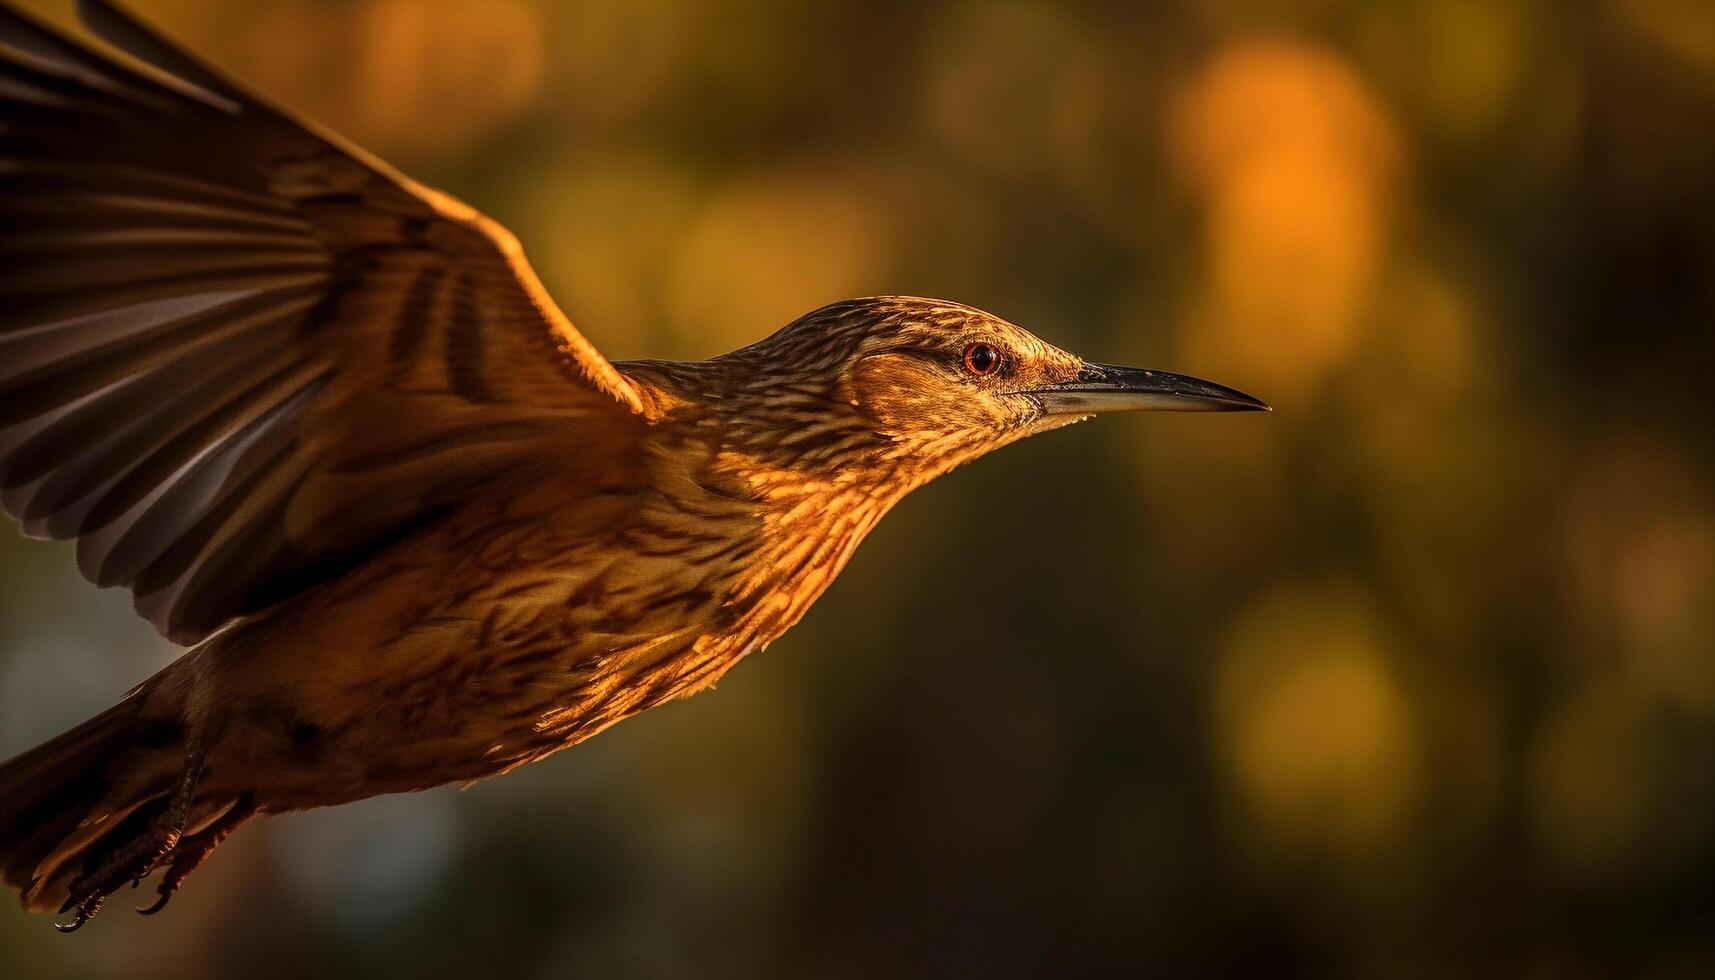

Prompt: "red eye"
[963,343,1001,377]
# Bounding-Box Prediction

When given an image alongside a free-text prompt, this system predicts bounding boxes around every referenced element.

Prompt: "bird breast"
[219,452,894,791]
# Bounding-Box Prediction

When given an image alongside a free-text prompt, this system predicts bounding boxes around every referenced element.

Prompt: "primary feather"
[0,0,644,642]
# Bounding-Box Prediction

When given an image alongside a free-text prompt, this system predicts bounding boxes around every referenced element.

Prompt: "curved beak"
[1027,362,1270,416]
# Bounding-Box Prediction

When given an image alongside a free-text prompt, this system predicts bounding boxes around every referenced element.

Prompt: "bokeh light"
[1215,581,1422,859]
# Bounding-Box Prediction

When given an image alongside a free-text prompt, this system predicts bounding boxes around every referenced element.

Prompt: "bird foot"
[136,795,255,917]
[54,748,206,933]
[55,823,181,931]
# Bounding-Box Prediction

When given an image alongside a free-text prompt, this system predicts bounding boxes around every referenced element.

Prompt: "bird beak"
[1026,362,1271,416]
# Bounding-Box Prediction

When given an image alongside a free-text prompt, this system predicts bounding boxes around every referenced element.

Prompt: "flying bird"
[0,0,1268,931]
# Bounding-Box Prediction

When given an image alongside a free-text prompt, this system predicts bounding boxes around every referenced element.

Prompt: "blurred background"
[3,0,1714,976]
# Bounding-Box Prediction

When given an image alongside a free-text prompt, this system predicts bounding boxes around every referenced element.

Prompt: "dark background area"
[2,0,1714,976]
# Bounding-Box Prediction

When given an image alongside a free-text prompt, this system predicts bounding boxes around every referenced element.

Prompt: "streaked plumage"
[0,0,1267,930]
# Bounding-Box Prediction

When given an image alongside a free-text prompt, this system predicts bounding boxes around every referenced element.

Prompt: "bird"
[0,0,1268,931]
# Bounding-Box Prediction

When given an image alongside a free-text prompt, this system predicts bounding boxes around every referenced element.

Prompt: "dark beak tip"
[1037,363,1273,416]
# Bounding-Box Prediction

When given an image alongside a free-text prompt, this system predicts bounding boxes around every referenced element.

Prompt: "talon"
[36,752,248,930]
[136,890,173,916]
[54,895,103,933]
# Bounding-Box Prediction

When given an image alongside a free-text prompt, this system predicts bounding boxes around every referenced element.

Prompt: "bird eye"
[963,343,1002,377]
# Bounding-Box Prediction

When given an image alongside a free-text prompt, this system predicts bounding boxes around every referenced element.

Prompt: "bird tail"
[0,687,173,913]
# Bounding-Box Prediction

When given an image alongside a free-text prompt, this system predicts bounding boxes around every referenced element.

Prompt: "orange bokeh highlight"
[1171,40,1404,404]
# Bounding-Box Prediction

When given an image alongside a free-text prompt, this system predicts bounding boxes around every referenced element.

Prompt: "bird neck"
[618,357,917,644]
[620,355,915,500]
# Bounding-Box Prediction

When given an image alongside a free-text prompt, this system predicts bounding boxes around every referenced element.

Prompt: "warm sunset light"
[0,0,1710,976]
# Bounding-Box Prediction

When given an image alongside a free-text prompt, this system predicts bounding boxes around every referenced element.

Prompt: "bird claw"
[53,839,175,932]
[50,748,207,933]
[54,893,103,933]
[137,795,256,920]
[135,888,173,916]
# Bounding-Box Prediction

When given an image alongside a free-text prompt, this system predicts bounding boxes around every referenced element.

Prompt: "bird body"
[154,346,915,806]
[0,1,1267,929]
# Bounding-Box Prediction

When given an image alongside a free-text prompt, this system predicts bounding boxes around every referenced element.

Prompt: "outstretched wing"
[0,1,650,643]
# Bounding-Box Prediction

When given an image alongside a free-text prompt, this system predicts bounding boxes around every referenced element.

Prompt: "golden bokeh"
[540,0,686,125]
[1171,40,1403,404]
[521,152,700,355]
[1215,582,1423,858]
[663,171,895,356]
[239,0,547,162]
[1356,0,1535,146]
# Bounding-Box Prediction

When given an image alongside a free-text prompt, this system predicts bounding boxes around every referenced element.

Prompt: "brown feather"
[0,1,646,642]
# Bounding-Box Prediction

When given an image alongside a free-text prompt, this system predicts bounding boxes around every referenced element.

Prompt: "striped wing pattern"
[0,1,645,643]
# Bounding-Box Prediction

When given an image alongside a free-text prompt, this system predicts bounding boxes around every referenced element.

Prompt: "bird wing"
[0,0,650,643]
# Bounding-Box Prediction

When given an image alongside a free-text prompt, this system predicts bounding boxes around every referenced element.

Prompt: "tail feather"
[0,690,164,912]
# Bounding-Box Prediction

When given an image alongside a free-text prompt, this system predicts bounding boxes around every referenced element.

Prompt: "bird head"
[705,296,1269,492]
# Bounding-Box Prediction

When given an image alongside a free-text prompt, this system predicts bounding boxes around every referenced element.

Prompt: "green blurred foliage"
[3,0,1714,976]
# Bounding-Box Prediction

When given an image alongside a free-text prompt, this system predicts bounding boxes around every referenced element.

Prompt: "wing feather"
[0,1,648,642]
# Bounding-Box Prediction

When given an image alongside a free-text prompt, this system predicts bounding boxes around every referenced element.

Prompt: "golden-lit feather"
[0,0,645,643]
